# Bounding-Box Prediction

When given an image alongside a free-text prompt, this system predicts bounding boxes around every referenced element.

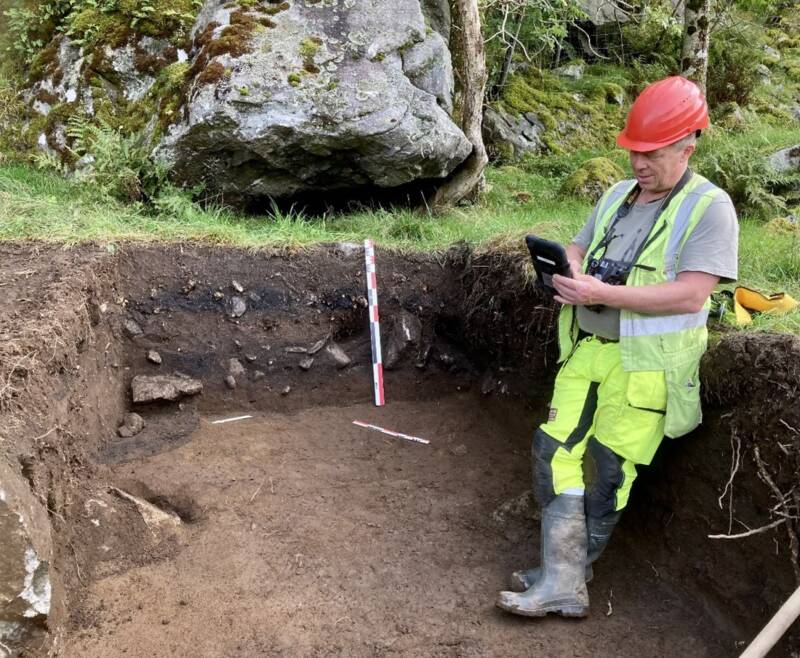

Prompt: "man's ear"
[683,143,697,161]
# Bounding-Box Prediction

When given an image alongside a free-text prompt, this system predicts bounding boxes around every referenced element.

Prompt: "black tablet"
[525,235,572,296]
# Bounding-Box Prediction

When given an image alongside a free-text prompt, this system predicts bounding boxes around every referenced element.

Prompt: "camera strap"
[587,168,694,269]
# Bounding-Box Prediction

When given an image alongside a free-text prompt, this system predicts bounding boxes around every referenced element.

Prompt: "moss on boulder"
[560,157,625,202]
[497,66,628,155]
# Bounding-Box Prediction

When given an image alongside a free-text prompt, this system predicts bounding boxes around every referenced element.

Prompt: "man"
[496,76,739,618]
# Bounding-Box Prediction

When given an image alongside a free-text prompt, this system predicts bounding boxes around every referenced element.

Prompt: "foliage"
[64,116,170,203]
[693,121,800,218]
[0,73,27,161]
[480,0,587,94]
[559,156,625,202]
[706,23,765,107]
[615,1,682,68]
[2,0,74,66]
[2,0,201,71]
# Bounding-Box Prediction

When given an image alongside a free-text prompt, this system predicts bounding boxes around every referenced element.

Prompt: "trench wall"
[1,243,799,655]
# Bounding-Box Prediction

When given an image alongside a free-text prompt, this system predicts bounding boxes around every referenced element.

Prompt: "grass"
[0,161,589,250]
[1,117,798,333]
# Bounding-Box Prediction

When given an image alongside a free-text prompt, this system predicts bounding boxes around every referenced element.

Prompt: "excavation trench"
[1,243,798,657]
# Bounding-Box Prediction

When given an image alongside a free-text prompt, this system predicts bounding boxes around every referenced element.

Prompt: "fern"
[65,115,169,203]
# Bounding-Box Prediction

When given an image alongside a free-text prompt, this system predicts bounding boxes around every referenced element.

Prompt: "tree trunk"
[432,0,488,212]
[493,39,516,100]
[490,10,524,100]
[680,0,711,93]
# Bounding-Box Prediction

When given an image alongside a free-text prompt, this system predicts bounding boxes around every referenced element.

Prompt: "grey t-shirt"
[573,187,739,339]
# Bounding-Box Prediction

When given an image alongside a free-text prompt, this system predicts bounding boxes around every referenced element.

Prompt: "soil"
[61,398,729,657]
[1,242,799,657]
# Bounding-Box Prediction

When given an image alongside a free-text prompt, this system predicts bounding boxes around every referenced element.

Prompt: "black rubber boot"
[496,494,589,617]
[509,510,621,591]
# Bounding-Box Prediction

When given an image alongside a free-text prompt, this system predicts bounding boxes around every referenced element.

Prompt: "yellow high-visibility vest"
[558,172,726,438]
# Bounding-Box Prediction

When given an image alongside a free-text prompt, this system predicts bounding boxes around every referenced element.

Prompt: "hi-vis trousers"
[534,336,668,517]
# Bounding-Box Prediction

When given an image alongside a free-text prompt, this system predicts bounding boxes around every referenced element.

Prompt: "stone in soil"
[0,459,52,654]
[231,280,244,293]
[147,350,162,365]
[326,343,351,369]
[111,488,181,531]
[229,297,247,318]
[228,358,246,378]
[308,337,327,355]
[118,412,145,437]
[131,374,203,403]
[480,370,498,395]
[299,357,314,371]
[123,318,143,338]
[224,375,237,389]
[384,310,422,370]
[252,370,266,381]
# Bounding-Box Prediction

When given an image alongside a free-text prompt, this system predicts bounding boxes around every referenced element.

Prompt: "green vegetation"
[0,0,798,337]
[0,160,584,248]
[1,149,798,333]
[299,37,321,60]
[3,0,202,63]
[497,65,629,153]
[559,157,625,202]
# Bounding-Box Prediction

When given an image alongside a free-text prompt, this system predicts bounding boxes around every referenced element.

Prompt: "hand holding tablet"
[525,235,573,297]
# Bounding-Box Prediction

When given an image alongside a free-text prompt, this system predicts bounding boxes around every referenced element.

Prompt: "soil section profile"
[0,242,798,656]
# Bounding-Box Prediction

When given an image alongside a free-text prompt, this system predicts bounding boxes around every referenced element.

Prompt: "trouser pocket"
[664,364,702,438]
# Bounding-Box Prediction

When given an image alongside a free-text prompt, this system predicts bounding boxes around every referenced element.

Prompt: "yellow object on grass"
[733,287,799,325]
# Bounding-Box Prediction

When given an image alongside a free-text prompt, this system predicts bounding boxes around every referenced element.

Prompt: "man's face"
[629,141,695,194]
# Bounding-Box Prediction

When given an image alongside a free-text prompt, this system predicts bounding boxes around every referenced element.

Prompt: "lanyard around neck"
[587,168,694,266]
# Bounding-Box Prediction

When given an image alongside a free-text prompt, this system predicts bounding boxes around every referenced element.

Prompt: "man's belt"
[577,329,619,344]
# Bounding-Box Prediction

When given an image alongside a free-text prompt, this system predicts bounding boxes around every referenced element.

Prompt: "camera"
[585,258,635,312]
[586,258,634,286]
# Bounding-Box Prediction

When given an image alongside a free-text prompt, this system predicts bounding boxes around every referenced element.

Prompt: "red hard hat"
[617,76,709,152]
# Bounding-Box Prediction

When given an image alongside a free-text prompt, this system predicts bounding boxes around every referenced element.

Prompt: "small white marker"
[211,415,253,425]
[352,420,429,445]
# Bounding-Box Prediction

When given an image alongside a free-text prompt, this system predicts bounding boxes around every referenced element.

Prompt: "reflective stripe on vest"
[597,180,635,220]
[664,181,718,280]
[620,309,710,337]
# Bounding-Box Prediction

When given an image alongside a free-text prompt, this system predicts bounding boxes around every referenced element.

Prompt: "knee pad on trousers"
[585,436,625,519]
[532,428,560,507]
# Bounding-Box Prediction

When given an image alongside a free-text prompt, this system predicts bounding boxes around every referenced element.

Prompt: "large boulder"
[0,459,54,655]
[153,0,471,201]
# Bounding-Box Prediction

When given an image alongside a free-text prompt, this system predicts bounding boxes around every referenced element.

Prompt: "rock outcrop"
[0,459,53,655]
[769,144,800,173]
[560,156,625,202]
[154,0,471,201]
[482,106,545,161]
[18,0,469,204]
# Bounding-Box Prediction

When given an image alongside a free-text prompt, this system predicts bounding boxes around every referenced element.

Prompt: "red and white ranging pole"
[364,239,385,406]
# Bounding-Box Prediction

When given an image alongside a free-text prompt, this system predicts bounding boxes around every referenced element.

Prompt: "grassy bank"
[1,155,798,333]
[0,161,589,249]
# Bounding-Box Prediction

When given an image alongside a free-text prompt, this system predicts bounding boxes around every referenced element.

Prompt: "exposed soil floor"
[62,395,727,657]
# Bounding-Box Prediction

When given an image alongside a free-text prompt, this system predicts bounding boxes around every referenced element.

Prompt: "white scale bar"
[211,415,253,425]
[353,420,429,445]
